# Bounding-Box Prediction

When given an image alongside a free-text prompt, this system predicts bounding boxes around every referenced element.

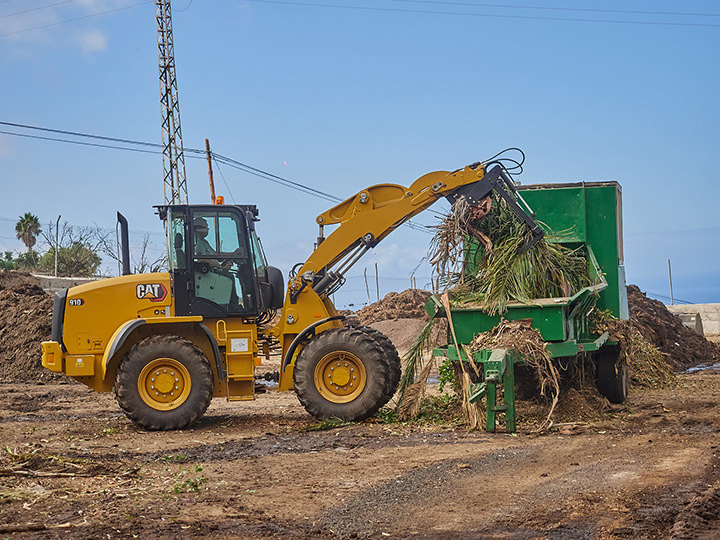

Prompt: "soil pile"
[0,271,67,384]
[353,285,720,372]
[352,289,431,325]
[627,285,720,370]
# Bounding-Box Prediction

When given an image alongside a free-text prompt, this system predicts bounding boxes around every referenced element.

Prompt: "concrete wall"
[32,274,99,294]
[666,304,720,336]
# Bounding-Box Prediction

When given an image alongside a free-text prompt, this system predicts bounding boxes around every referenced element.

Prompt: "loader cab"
[158,204,284,319]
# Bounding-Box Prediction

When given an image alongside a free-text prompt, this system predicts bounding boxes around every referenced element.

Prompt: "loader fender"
[102,319,146,379]
[101,317,222,381]
[282,315,345,372]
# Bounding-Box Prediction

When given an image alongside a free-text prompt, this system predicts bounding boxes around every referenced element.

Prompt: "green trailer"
[430,181,629,432]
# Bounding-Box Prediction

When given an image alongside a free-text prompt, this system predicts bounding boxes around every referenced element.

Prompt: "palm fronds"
[397,360,435,421]
[429,193,593,315]
[396,317,435,400]
[469,319,560,430]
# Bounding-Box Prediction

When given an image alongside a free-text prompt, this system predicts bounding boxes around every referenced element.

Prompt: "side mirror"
[259,266,284,312]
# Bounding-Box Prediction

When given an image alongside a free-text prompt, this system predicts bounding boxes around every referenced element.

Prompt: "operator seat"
[174,233,186,269]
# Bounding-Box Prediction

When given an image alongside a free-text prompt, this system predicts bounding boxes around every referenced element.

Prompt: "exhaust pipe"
[117,212,131,276]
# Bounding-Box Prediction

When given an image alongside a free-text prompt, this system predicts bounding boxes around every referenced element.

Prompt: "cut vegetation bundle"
[398,190,601,428]
[429,194,594,314]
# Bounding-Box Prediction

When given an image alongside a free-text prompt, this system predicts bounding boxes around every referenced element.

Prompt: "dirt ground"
[2,352,720,540]
[3,274,720,539]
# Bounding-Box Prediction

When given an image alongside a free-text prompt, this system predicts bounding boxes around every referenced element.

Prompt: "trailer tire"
[358,326,401,407]
[115,335,213,431]
[294,328,389,421]
[595,347,629,404]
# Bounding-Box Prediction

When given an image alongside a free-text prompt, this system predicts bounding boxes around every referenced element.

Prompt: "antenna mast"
[155,0,188,205]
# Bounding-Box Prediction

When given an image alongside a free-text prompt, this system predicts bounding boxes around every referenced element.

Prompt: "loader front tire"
[359,327,401,407]
[115,335,213,431]
[294,328,389,422]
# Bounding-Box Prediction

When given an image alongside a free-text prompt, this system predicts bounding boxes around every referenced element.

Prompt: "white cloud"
[0,0,133,51]
[76,29,108,54]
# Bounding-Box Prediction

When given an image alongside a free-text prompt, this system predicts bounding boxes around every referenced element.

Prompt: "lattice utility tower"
[155,0,188,205]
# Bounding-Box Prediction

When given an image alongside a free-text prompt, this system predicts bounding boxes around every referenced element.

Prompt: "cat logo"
[136,283,168,303]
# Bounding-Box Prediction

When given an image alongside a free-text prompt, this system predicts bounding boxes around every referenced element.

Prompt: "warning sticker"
[230,338,249,352]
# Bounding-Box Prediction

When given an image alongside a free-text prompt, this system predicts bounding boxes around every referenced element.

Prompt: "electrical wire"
[0,0,150,38]
[242,0,720,28]
[211,152,342,204]
[389,0,720,19]
[210,154,237,204]
[2,0,719,39]
[645,291,694,305]
[0,0,76,20]
[211,153,431,233]
[0,121,161,148]
[173,0,193,13]
[0,121,434,233]
[0,129,161,155]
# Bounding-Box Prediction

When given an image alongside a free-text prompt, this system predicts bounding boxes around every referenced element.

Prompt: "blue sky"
[1,0,718,308]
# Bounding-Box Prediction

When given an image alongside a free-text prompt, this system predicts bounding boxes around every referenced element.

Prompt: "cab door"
[176,207,259,318]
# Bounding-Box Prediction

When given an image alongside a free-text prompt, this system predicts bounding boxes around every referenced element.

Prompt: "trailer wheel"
[595,347,629,404]
[294,328,389,421]
[359,327,402,406]
[115,335,213,431]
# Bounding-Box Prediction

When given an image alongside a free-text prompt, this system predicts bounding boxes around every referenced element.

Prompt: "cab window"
[169,212,186,271]
[191,211,254,314]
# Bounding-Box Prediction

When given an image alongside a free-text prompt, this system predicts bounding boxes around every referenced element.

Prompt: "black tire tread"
[294,328,389,421]
[358,326,401,407]
[115,334,214,431]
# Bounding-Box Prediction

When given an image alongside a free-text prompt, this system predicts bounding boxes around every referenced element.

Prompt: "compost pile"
[351,289,431,325]
[0,271,67,384]
[626,285,720,370]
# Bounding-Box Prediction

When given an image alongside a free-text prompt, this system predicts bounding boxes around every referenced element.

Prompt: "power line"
[0,121,434,232]
[243,0,720,28]
[0,129,161,155]
[2,0,719,38]
[390,0,720,19]
[210,152,431,232]
[0,1,150,38]
[0,120,161,148]
[0,0,76,20]
[644,290,694,305]
[212,152,343,205]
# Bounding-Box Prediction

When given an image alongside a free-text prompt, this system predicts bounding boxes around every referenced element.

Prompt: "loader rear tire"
[359,326,401,406]
[115,335,213,431]
[595,347,629,404]
[294,328,389,422]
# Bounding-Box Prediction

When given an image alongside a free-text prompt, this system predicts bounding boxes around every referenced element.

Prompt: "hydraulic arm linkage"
[273,161,545,383]
[290,162,544,301]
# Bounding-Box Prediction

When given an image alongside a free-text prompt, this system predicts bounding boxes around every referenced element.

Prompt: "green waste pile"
[429,193,594,314]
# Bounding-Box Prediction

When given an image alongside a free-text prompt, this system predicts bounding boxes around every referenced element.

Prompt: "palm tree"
[15,212,41,252]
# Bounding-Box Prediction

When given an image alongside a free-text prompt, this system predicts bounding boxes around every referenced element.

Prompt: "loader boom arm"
[291,163,544,300]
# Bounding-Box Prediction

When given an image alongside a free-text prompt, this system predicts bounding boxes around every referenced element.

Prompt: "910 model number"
[68,298,85,307]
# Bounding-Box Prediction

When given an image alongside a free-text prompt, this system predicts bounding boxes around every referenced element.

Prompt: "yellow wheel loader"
[41,161,543,430]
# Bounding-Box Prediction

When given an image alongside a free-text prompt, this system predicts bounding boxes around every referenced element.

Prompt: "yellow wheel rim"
[138,358,192,411]
[314,351,367,404]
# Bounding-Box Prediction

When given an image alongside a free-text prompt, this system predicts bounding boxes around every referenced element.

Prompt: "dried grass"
[398,360,435,421]
[607,319,676,389]
[468,319,560,430]
[429,193,593,315]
